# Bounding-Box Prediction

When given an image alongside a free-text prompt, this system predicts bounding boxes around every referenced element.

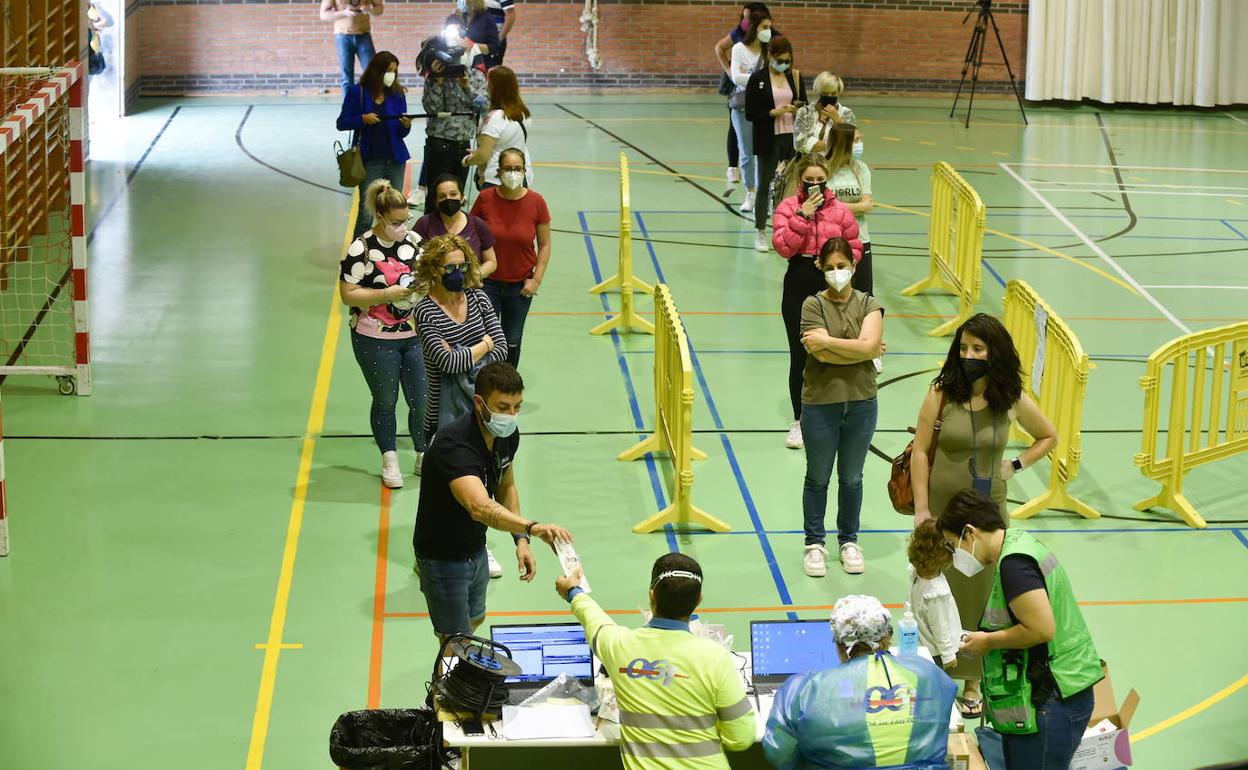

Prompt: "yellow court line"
[535,161,723,184]
[1130,673,1248,743]
[875,202,1140,296]
[242,195,351,770]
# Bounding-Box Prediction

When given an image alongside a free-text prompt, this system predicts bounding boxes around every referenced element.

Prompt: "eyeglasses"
[440,262,467,275]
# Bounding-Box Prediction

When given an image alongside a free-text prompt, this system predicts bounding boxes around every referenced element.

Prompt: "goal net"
[0,64,90,397]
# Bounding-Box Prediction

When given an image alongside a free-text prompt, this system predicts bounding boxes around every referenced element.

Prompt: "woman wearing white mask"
[462,66,532,190]
[914,491,1100,770]
[795,237,882,578]
[744,34,804,252]
[909,313,1057,718]
[336,51,413,239]
[826,123,875,294]
[727,7,773,214]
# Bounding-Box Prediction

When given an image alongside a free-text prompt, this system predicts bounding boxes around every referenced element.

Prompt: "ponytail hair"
[365,179,407,227]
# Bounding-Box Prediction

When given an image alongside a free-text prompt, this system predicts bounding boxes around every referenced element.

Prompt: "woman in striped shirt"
[413,234,509,445]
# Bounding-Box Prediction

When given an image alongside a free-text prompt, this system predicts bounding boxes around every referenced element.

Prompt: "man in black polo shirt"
[413,362,573,638]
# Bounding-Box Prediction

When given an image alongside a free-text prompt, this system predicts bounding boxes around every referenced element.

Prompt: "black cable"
[439,658,509,715]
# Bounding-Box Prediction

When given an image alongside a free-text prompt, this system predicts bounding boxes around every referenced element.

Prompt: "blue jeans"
[482,278,533,368]
[416,547,489,636]
[354,157,406,240]
[335,32,376,92]
[1002,687,1096,770]
[728,107,756,190]
[350,330,428,453]
[801,399,878,546]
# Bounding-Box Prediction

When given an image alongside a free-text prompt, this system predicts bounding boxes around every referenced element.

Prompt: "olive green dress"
[927,398,1010,681]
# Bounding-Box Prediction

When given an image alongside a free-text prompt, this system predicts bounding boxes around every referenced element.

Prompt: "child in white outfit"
[907,527,961,668]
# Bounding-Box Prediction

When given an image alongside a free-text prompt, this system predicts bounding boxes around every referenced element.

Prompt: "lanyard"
[968,404,999,483]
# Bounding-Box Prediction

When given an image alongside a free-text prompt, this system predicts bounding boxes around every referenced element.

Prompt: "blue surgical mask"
[770,61,790,73]
[477,399,518,438]
[852,141,864,159]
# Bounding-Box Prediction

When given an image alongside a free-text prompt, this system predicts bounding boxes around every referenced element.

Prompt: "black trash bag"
[329,708,447,770]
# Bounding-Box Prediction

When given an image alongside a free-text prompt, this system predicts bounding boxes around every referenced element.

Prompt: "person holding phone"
[794,72,857,155]
[320,0,384,92]
[745,35,805,252]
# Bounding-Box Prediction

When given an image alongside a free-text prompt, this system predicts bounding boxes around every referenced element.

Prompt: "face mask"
[477,398,518,438]
[952,532,985,577]
[382,71,396,88]
[852,141,864,159]
[770,61,790,73]
[756,28,772,44]
[441,269,466,292]
[739,18,749,31]
[456,0,467,12]
[381,221,407,242]
[961,357,989,384]
[824,268,853,291]
[819,94,839,107]
[437,198,462,217]
[500,170,524,190]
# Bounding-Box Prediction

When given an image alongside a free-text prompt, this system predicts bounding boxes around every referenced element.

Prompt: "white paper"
[502,704,595,740]
[1032,305,1048,397]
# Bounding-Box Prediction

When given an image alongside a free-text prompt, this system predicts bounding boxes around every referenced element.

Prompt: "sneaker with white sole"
[754,229,770,252]
[727,167,741,185]
[486,547,503,579]
[803,544,828,577]
[413,451,424,476]
[739,190,755,213]
[381,450,403,489]
[785,420,804,449]
[840,542,865,574]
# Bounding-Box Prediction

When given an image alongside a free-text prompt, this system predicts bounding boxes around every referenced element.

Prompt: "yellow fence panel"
[619,284,728,534]
[589,153,654,336]
[901,161,985,337]
[1134,321,1248,529]
[1002,280,1101,521]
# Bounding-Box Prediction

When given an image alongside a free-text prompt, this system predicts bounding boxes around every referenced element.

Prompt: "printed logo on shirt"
[864,683,917,713]
[620,658,689,686]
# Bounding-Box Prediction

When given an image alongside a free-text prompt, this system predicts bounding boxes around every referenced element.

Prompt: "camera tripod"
[950,0,1027,127]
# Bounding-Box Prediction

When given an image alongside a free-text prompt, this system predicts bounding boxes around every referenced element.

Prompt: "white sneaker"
[785,420,804,449]
[739,190,755,213]
[486,547,503,579]
[840,542,865,574]
[727,166,741,184]
[803,545,828,577]
[413,451,424,476]
[381,451,403,489]
[754,229,770,252]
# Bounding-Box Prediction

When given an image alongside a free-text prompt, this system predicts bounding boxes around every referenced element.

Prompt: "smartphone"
[462,719,485,736]
[804,183,824,200]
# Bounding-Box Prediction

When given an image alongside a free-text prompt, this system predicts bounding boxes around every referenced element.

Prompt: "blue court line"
[634,212,797,619]
[1222,220,1248,241]
[982,258,1007,288]
[610,228,1245,242]
[581,210,1248,224]
[578,210,679,554]
[1234,530,1248,551]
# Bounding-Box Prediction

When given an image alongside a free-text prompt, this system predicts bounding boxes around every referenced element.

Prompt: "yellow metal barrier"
[1134,321,1248,529]
[589,153,654,336]
[1001,280,1101,521]
[901,161,986,337]
[619,284,729,534]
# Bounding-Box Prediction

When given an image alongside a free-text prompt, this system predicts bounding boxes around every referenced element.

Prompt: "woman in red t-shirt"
[469,147,550,367]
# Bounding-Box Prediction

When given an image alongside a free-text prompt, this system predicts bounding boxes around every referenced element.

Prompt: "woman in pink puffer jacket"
[771,154,862,449]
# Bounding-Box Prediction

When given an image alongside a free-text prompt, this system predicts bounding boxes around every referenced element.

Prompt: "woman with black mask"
[413,174,498,279]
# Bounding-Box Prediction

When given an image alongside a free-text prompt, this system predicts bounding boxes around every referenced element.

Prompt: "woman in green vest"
[917,489,1103,770]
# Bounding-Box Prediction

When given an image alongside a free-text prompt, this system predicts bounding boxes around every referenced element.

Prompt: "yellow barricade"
[1134,321,1248,529]
[902,161,986,337]
[619,284,729,534]
[1001,280,1101,521]
[589,153,654,336]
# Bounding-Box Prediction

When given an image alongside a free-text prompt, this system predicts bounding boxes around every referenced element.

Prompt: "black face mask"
[819,95,839,107]
[961,357,989,384]
[437,198,463,217]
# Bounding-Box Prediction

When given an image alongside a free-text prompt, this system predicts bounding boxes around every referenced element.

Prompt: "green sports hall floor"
[1,93,1247,769]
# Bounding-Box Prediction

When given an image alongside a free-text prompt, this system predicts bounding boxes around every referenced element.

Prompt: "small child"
[907,522,962,669]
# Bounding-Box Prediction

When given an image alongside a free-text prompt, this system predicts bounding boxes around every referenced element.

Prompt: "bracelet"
[525,521,537,537]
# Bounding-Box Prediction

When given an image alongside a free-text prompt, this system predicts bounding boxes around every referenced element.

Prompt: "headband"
[651,569,703,588]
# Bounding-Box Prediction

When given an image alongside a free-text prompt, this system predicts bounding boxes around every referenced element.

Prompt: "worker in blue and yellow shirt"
[763,594,957,770]
[555,553,756,770]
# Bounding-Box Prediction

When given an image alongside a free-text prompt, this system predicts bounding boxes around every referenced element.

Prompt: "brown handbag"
[888,392,946,515]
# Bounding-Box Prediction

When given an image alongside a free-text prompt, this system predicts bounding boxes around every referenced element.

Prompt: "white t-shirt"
[729,42,762,90]
[829,160,873,242]
[908,565,961,667]
[479,109,533,187]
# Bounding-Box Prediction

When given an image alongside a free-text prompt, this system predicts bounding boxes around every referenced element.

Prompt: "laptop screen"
[490,623,594,684]
[750,619,839,679]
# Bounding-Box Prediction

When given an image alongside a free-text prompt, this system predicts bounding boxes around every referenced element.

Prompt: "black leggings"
[852,241,874,296]
[727,117,739,168]
[754,134,795,230]
[781,256,827,421]
[421,137,470,213]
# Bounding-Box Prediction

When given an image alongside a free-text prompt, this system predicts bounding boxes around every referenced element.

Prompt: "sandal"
[956,696,983,719]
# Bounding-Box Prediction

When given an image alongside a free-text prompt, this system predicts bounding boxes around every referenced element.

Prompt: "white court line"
[1227,113,1248,128]
[1032,180,1248,191]
[1143,285,1248,290]
[1030,188,1248,199]
[1013,161,1248,175]
[999,162,1193,335]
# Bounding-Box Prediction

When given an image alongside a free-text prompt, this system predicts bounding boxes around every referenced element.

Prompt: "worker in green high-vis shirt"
[762,594,958,769]
[920,489,1104,770]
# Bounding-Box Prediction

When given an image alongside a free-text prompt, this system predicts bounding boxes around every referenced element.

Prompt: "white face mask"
[825,268,853,291]
[756,28,772,44]
[382,71,396,88]
[952,532,985,577]
[500,170,524,190]
[852,141,864,159]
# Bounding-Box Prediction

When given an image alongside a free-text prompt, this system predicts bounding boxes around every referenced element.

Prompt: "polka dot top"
[339,229,424,339]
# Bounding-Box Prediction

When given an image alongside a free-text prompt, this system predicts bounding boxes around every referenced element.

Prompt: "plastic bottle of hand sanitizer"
[899,603,920,657]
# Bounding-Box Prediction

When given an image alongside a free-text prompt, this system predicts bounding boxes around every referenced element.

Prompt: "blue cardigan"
[336,84,412,165]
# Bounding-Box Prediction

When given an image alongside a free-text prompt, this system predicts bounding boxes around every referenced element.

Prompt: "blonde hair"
[365,180,408,228]
[466,0,486,13]
[413,234,483,293]
[827,122,864,190]
[909,519,952,579]
[779,153,830,200]
[813,71,845,97]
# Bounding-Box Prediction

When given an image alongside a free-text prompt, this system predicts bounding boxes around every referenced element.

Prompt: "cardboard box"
[1069,664,1141,770]
[948,729,988,770]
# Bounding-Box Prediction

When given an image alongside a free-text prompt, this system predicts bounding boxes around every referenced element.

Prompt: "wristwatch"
[1010,457,1023,472]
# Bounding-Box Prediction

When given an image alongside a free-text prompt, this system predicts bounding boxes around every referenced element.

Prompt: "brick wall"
[134,0,1027,94]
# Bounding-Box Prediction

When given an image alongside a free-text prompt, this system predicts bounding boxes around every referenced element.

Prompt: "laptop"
[749,619,840,695]
[490,622,595,705]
